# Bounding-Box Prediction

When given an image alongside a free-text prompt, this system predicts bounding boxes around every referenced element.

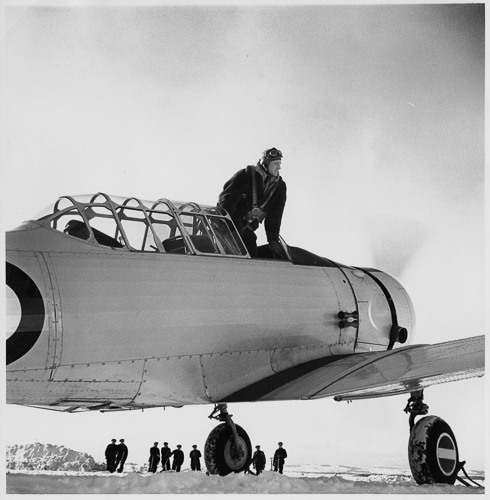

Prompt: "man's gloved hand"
[247,207,266,224]
[269,240,285,259]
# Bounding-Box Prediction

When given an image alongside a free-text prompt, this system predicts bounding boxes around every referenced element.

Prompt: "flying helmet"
[261,147,283,165]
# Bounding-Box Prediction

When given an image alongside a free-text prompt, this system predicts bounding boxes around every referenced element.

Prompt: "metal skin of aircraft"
[6,193,484,485]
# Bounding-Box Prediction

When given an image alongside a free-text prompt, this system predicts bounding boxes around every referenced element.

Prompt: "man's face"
[267,159,281,177]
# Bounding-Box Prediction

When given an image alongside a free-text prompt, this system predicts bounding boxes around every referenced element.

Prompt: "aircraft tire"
[408,415,459,485]
[204,423,252,476]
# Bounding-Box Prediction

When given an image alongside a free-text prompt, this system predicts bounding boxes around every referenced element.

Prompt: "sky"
[1,0,487,474]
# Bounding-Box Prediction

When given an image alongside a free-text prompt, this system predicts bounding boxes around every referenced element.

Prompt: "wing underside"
[22,336,484,412]
[223,335,485,403]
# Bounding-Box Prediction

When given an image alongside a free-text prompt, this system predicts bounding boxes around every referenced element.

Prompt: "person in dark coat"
[149,442,160,473]
[105,439,118,473]
[252,445,267,475]
[273,442,287,474]
[161,442,171,471]
[189,445,202,471]
[115,439,128,473]
[217,147,287,258]
[171,444,184,472]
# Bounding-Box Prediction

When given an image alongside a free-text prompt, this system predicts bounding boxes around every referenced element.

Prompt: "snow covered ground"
[5,443,485,494]
[5,468,485,494]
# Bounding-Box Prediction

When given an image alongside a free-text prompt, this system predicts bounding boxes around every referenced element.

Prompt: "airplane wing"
[223,335,484,403]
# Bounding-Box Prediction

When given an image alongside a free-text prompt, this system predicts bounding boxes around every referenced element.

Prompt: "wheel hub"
[436,432,458,476]
[224,436,247,470]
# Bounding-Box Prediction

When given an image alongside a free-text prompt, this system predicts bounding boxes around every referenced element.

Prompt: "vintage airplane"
[6,192,484,484]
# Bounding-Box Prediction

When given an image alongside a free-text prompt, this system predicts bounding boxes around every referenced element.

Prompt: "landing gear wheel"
[408,415,459,485]
[204,423,252,476]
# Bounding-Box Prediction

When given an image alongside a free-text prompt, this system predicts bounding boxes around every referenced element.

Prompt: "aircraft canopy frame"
[36,193,250,258]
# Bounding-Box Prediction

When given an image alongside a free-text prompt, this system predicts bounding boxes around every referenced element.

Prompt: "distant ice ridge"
[6,443,105,472]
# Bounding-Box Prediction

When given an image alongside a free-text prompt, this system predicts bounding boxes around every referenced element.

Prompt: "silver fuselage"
[7,221,414,409]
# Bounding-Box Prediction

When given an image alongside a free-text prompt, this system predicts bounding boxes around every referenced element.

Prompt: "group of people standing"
[104,439,129,473]
[149,442,202,473]
[105,438,287,475]
[250,442,288,475]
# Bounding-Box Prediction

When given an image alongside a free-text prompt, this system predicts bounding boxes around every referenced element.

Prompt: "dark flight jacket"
[116,443,128,463]
[171,449,184,466]
[252,450,267,471]
[218,164,287,243]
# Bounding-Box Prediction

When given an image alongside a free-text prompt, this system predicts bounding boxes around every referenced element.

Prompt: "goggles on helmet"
[264,148,282,160]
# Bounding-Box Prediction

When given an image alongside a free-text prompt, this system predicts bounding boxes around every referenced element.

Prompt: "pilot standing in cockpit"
[217,147,287,258]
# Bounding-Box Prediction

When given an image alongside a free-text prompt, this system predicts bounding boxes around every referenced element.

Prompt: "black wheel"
[204,423,252,476]
[408,415,459,485]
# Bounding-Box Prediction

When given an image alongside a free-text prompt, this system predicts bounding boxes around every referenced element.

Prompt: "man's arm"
[264,182,287,243]
[218,169,249,216]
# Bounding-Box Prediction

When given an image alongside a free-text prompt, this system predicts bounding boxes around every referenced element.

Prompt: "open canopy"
[37,193,249,257]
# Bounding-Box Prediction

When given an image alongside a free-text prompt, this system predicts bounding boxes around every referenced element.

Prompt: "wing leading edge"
[222,335,484,403]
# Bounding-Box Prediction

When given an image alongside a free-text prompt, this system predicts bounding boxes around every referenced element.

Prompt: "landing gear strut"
[204,404,252,476]
[404,389,429,431]
[405,390,461,485]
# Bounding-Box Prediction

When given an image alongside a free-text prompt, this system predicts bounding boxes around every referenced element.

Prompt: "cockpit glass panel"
[122,197,143,208]
[49,206,124,249]
[117,207,155,251]
[202,206,221,216]
[151,201,173,212]
[90,193,112,205]
[51,209,85,233]
[149,212,178,243]
[83,206,124,248]
[154,212,187,253]
[208,217,248,256]
[54,197,77,212]
[150,212,173,223]
[178,202,200,213]
[180,213,219,254]
[117,206,145,220]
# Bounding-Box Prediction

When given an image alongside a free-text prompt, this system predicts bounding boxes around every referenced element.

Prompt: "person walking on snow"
[273,442,287,474]
[190,445,202,471]
[171,445,184,472]
[161,442,171,471]
[252,445,267,475]
[115,439,128,473]
[149,442,160,473]
[105,439,118,473]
